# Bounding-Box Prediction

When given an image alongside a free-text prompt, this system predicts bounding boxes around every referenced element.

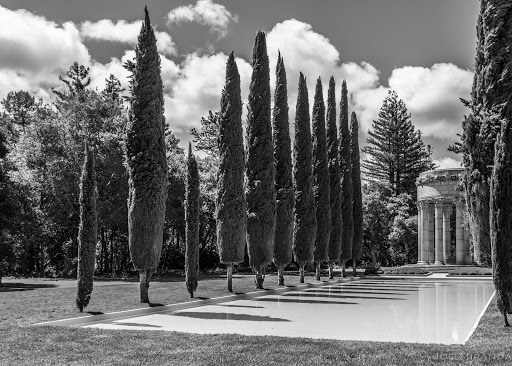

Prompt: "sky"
[0,0,480,167]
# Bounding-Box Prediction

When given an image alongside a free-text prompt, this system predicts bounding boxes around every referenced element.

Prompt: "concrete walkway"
[38,277,495,345]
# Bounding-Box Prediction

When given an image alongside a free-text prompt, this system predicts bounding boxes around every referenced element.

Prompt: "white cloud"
[0,5,91,102]
[80,19,176,56]
[0,6,90,74]
[433,157,462,169]
[167,0,238,38]
[164,52,251,143]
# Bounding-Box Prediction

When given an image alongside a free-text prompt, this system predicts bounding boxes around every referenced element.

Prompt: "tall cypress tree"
[185,143,200,298]
[453,1,512,267]
[312,77,331,281]
[293,73,317,283]
[490,117,512,327]
[350,112,363,276]
[76,143,97,312]
[362,90,432,198]
[125,7,168,303]
[326,77,342,279]
[246,31,276,289]
[339,80,353,276]
[272,53,294,286]
[217,52,246,292]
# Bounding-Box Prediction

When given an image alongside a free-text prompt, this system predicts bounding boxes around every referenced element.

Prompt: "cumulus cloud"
[164,52,251,142]
[0,5,92,102]
[0,6,90,74]
[166,0,238,38]
[433,157,462,169]
[80,19,176,56]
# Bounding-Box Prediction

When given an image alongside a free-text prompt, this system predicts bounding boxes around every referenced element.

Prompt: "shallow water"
[83,279,495,344]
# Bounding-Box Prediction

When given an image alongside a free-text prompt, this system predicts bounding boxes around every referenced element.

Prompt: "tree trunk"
[352,259,357,277]
[39,242,44,277]
[342,260,346,277]
[299,266,305,283]
[328,261,335,279]
[253,266,264,289]
[139,269,154,303]
[227,264,233,292]
[278,266,284,286]
[371,245,377,268]
[315,262,321,281]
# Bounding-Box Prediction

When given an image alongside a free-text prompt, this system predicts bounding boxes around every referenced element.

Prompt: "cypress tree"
[339,80,353,276]
[326,77,342,279]
[454,1,512,267]
[312,77,331,281]
[76,143,97,312]
[350,112,363,276]
[216,52,246,292]
[490,117,512,327]
[272,53,294,286]
[293,73,317,283]
[185,143,200,298]
[246,31,276,289]
[125,7,168,303]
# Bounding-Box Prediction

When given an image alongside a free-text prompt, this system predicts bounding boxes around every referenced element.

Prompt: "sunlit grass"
[1,273,511,366]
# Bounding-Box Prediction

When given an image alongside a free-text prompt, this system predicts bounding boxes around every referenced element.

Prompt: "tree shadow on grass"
[149,303,164,307]
[170,311,290,322]
[216,304,264,309]
[87,311,104,315]
[254,298,358,305]
[333,286,420,292]
[0,283,58,292]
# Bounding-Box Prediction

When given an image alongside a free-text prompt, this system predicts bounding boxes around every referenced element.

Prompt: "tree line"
[0,7,435,306]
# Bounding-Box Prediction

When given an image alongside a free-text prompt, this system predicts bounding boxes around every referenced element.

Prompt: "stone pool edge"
[33,277,362,328]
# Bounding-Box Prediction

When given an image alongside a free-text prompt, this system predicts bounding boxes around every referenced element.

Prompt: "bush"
[382,267,429,275]
[448,267,492,276]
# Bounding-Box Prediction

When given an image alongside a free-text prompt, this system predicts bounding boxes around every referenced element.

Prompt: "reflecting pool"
[83,279,495,344]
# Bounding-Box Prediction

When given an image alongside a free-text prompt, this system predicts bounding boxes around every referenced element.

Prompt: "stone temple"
[416,168,472,265]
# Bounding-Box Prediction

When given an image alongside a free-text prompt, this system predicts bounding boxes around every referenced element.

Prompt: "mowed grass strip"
[1,274,511,366]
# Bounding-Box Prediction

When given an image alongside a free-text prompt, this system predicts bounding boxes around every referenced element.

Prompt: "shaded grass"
[448,267,493,276]
[1,273,511,366]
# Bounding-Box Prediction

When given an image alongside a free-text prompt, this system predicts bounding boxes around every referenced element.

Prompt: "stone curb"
[33,276,362,328]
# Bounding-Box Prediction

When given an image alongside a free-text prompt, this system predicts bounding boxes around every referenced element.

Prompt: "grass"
[381,267,431,275]
[2,272,512,366]
[448,267,493,276]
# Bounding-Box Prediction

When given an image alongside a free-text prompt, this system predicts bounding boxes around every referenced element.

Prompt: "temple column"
[428,203,435,263]
[417,202,425,264]
[455,201,465,265]
[442,203,452,264]
[463,220,471,265]
[434,200,444,265]
[420,202,430,264]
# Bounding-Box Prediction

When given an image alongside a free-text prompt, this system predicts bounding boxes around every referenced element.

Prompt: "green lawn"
[1,273,511,366]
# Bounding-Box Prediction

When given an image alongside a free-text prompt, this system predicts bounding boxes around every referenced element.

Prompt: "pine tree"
[246,31,276,289]
[312,77,331,281]
[350,112,363,276]
[339,80,353,276]
[272,53,294,286]
[76,143,97,312]
[217,52,246,292]
[185,143,200,298]
[125,7,168,303]
[293,73,317,283]
[326,77,342,279]
[490,117,512,327]
[362,90,432,198]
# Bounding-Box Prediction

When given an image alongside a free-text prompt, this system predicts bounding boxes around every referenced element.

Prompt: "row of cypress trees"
[216,31,364,290]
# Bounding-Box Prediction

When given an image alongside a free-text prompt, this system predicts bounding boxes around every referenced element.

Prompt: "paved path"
[40,277,495,344]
